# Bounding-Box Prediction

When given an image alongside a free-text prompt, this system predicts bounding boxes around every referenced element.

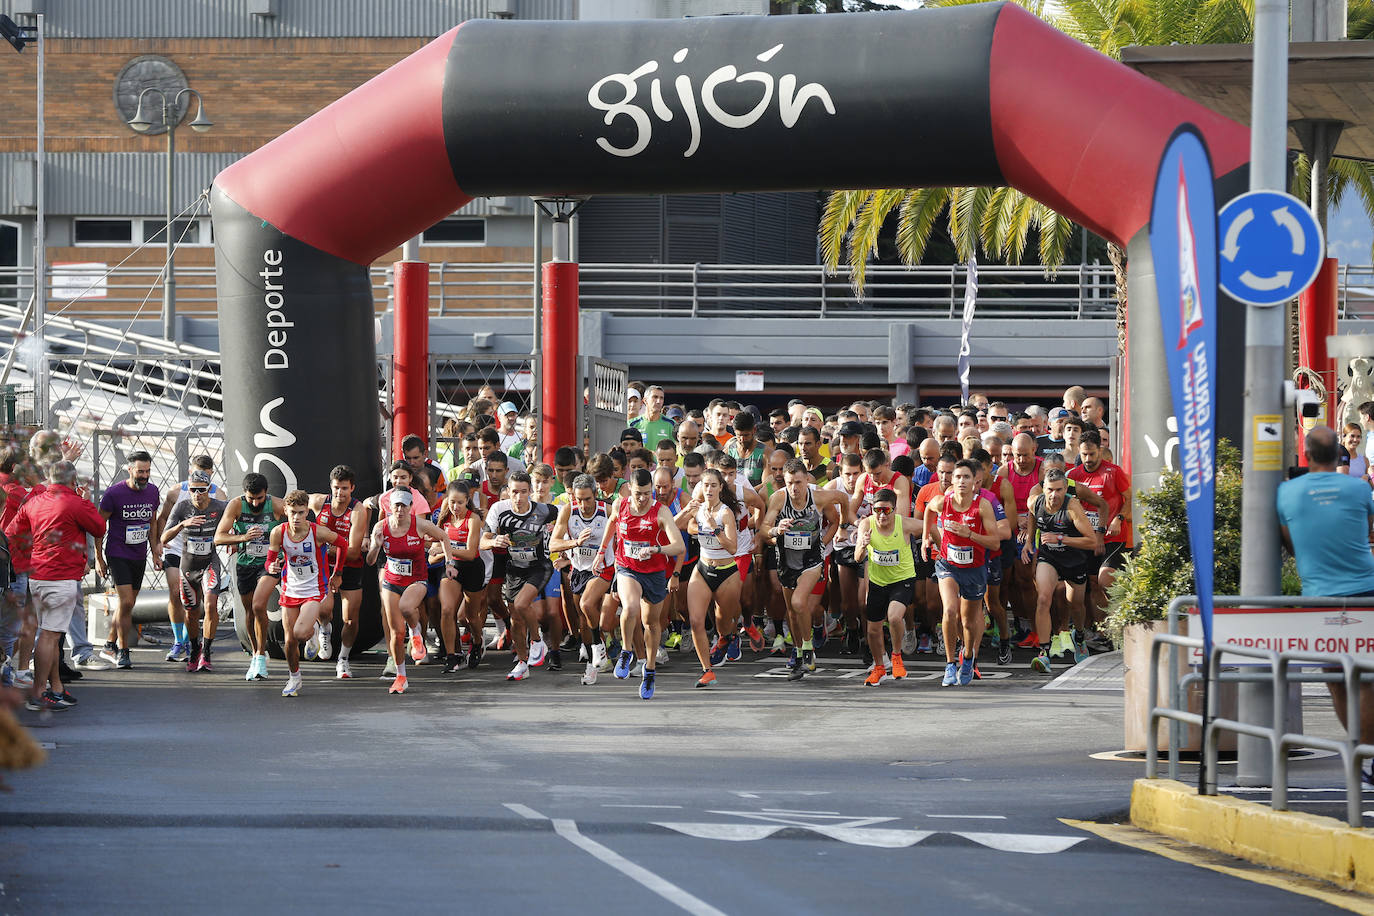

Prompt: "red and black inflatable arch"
[213,2,1250,642]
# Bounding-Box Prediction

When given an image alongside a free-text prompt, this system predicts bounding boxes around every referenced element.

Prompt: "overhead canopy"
[1122,40,1374,161]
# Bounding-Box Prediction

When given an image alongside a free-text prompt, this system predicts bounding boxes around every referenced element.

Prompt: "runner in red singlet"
[997,433,1043,644]
[309,465,369,678]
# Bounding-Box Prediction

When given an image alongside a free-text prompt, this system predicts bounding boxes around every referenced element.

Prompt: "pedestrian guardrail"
[1147,594,1374,827]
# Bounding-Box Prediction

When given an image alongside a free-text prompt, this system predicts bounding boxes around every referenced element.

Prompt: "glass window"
[74,219,133,245]
[142,219,202,245]
[420,218,485,245]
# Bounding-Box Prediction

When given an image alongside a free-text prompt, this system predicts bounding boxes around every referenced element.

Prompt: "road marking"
[503,803,547,820]
[1066,819,1374,915]
[926,814,1007,820]
[552,818,727,916]
[658,823,784,841]
[602,804,684,809]
[708,810,897,829]
[954,831,1085,854]
[760,808,842,815]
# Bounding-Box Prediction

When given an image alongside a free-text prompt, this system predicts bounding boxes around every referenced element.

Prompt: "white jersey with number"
[281,523,327,601]
[567,503,612,572]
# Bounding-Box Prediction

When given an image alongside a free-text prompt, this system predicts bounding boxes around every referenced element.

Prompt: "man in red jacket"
[5,460,105,711]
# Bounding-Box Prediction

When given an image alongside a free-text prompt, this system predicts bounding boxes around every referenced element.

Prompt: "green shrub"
[1102,439,1300,646]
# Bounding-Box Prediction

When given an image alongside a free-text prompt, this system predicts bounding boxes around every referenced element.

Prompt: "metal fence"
[429,354,535,447]
[1147,594,1374,827]
[579,356,628,457]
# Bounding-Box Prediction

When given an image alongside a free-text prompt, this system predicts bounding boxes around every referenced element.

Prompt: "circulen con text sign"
[1149,126,1219,659]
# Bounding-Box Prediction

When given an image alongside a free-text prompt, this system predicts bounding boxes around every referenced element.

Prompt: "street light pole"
[128,87,212,342]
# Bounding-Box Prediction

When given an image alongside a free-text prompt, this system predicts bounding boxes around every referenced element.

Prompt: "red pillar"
[392,260,430,458]
[541,260,579,466]
[1298,257,1339,462]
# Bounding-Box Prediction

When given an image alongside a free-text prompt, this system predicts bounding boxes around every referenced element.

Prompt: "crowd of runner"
[0,383,1134,708]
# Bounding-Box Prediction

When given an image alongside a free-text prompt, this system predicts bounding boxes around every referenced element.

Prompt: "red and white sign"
[1186,605,1374,665]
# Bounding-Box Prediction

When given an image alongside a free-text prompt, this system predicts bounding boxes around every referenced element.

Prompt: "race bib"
[287,556,315,584]
[947,545,974,566]
[783,531,812,551]
[186,536,213,556]
[699,531,721,550]
[386,557,413,577]
[125,523,149,546]
[510,546,536,564]
[625,540,651,560]
[576,545,598,565]
[246,541,268,559]
[449,539,465,552]
[1084,509,1100,528]
[873,548,900,567]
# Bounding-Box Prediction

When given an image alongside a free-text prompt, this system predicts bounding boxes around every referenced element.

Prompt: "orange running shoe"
[864,664,886,687]
[891,654,907,680]
[743,625,765,652]
[409,633,426,663]
[388,674,408,694]
[695,670,717,689]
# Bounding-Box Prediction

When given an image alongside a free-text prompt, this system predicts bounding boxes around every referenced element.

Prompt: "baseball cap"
[189,470,212,486]
[1049,407,1072,420]
[838,420,865,438]
[619,427,643,443]
[499,401,518,415]
[665,406,684,421]
[390,489,413,506]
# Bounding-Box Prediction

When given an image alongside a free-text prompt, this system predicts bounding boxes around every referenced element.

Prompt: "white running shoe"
[255,655,270,680]
[901,630,918,655]
[681,631,694,654]
[529,639,548,667]
[486,620,508,650]
[578,643,589,662]
[655,646,669,665]
[282,673,302,697]
[636,660,646,678]
[580,661,598,685]
[380,657,397,679]
[304,626,321,661]
[335,658,351,679]
[317,623,333,661]
[592,642,610,672]
[13,669,34,687]
[506,660,530,681]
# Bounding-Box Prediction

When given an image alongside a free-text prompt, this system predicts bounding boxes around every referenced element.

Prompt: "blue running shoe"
[787,647,798,669]
[709,636,730,666]
[942,662,958,687]
[640,669,656,700]
[725,633,742,662]
[812,624,825,649]
[959,656,974,686]
[614,650,635,679]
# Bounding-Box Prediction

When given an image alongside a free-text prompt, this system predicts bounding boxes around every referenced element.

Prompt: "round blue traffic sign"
[1217,190,1324,307]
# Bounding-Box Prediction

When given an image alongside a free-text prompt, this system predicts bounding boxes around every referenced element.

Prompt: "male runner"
[266,490,346,697]
[309,465,369,677]
[725,410,768,487]
[214,473,285,681]
[1068,428,1133,616]
[94,451,162,669]
[1024,469,1097,673]
[155,454,222,663]
[854,487,923,686]
[481,472,558,682]
[549,474,615,685]
[161,472,227,671]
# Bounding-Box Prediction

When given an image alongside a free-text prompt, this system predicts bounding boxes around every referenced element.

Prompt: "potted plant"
[1104,440,1299,751]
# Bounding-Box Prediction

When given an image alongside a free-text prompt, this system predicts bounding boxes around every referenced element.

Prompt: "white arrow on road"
[1239,268,1294,291]
[1273,205,1306,255]
[1222,206,1252,261]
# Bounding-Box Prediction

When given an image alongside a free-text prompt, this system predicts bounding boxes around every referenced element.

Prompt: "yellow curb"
[1131,778,1374,895]
[1065,819,1374,915]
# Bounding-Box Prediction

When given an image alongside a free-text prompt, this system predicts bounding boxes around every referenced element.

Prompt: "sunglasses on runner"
[188,487,208,493]
[872,506,893,515]
[989,414,1007,422]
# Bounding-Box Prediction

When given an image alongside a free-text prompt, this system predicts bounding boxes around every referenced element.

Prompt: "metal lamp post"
[128,87,212,341]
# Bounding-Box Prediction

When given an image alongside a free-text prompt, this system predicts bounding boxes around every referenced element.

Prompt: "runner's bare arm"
[655,505,686,558]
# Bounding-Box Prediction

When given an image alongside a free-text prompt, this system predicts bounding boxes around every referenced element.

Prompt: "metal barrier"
[579,356,628,457]
[1146,594,1374,827]
[428,354,534,448]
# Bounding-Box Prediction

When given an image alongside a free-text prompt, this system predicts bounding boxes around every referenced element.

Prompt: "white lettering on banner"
[1177,343,1213,502]
[262,249,290,370]
[233,398,299,493]
[588,44,835,159]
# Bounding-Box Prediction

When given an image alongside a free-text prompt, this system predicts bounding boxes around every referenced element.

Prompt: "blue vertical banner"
[1149,126,1219,660]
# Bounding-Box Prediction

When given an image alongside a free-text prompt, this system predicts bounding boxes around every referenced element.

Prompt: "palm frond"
[819,190,868,274]
[894,188,951,267]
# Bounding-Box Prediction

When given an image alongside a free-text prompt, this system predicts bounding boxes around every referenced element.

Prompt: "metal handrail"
[1148,594,1374,827]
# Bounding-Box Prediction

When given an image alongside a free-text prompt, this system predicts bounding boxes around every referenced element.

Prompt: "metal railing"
[10,261,1374,321]
[1147,594,1374,827]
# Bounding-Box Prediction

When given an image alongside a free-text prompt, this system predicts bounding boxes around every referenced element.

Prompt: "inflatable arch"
[212,2,1250,648]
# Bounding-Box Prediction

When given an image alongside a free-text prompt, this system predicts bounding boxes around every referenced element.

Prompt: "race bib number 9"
[947,545,974,566]
[386,557,413,578]
[288,556,315,584]
[125,523,149,546]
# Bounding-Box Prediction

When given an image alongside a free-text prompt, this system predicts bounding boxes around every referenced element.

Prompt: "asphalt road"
[0,639,1353,915]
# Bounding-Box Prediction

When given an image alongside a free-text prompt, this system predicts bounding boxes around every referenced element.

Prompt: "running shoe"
[562,632,580,651]
[664,630,682,650]
[467,643,484,669]
[917,634,933,654]
[782,624,794,647]
[812,624,825,649]
[335,658,352,679]
[581,661,598,685]
[443,653,462,673]
[180,576,198,610]
[380,657,396,680]
[941,662,959,687]
[1015,631,1040,649]
[409,632,427,663]
[304,627,320,661]
[744,624,765,652]
[317,623,333,661]
[787,660,806,681]
[1072,631,1089,665]
[695,670,716,689]
[100,641,119,664]
[494,629,512,651]
[891,654,907,680]
[245,657,258,681]
[681,630,694,654]
[388,674,408,694]
[506,660,529,681]
[485,623,507,650]
[591,642,609,672]
[786,647,798,670]
[709,637,730,666]
[864,665,886,687]
[769,634,786,657]
[196,652,212,673]
[803,649,817,673]
[614,650,635,679]
[844,629,861,656]
[935,631,946,657]
[972,661,982,680]
[73,654,111,671]
[997,639,1012,667]
[578,643,589,662]
[43,689,76,708]
[655,646,669,666]
[529,639,548,667]
[640,668,656,699]
[959,656,974,686]
[254,655,270,680]
[116,649,133,669]
[25,694,67,712]
[1031,650,1052,675]
[725,633,742,662]
[547,649,563,670]
[186,651,199,673]
[165,640,190,663]
[901,630,918,655]
[13,669,33,688]
[282,673,302,697]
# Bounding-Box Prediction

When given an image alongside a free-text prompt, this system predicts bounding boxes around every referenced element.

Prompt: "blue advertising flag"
[1149,126,1219,660]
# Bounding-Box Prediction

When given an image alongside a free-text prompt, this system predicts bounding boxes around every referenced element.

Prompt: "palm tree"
[820,0,1374,356]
